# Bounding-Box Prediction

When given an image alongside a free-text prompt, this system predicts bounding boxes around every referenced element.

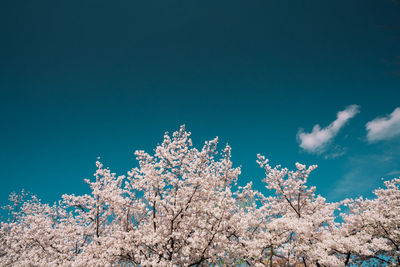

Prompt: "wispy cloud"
[366,107,400,142]
[386,170,400,177]
[330,153,399,200]
[297,105,360,154]
[323,146,347,159]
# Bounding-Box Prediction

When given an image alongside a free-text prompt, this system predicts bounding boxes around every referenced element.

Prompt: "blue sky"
[1,0,400,206]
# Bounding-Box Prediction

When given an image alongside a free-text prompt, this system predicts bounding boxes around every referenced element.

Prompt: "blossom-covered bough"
[1,126,399,266]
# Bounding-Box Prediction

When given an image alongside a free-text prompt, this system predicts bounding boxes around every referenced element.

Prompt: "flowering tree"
[1,126,400,266]
[0,193,78,266]
[338,178,400,266]
[244,156,342,266]
[1,126,249,266]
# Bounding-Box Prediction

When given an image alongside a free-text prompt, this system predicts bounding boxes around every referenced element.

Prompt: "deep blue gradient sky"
[1,0,400,206]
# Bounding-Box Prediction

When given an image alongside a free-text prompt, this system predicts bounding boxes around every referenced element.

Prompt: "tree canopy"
[1,126,399,266]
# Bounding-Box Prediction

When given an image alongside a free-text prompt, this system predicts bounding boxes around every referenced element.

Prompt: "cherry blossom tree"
[0,193,78,266]
[338,178,400,266]
[1,126,249,266]
[247,156,342,266]
[1,125,400,266]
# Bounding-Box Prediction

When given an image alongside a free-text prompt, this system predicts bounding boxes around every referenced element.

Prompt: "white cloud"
[298,105,360,154]
[366,107,400,142]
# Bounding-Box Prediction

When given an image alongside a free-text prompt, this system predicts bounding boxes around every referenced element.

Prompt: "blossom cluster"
[1,126,399,266]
